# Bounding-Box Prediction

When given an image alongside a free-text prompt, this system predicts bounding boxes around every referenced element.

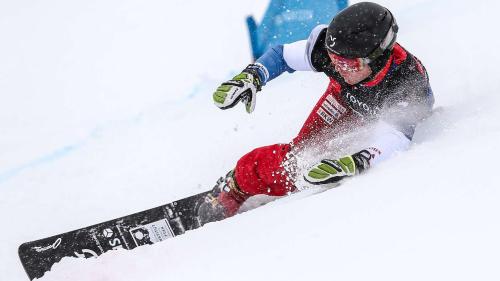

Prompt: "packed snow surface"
[1,0,499,280]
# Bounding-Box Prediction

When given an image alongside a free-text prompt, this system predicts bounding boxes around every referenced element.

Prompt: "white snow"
[1,0,499,280]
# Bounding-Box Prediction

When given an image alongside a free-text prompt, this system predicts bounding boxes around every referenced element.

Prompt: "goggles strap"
[367,16,398,61]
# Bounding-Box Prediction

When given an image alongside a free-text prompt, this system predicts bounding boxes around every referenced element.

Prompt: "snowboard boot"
[196,170,249,226]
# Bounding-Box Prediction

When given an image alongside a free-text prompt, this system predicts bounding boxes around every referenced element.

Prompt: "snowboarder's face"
[328,52,372,85]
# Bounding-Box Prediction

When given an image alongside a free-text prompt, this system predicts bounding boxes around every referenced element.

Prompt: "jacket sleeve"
[254,24,327,84]
[360,120,412,169]
[282,24,327,72]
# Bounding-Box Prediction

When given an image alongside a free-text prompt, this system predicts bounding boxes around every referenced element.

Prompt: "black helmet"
[325,2,398,60]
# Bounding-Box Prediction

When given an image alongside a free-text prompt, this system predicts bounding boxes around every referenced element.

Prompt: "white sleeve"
[364,121,412,167]
[283,40,311,71]
[283,24,327,72]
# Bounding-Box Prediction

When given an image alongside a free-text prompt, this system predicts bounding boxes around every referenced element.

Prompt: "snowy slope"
[1,0,499,280]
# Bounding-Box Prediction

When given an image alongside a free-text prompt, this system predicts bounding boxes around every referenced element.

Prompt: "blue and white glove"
[304,150,372,185]
[213,64,262,113]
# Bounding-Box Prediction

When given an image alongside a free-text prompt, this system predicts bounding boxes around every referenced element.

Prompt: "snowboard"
[18,189,213,280]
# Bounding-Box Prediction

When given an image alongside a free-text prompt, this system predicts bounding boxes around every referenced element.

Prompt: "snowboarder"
[198,2,434,223]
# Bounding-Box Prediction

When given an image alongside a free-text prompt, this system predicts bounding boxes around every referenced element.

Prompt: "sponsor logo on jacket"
[316,94,347,125]
[345,92,381,117]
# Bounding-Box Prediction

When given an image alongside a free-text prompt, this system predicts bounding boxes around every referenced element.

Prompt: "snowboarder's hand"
[304,150,373,185]
[213,64,262,114]
[304,156,357,185]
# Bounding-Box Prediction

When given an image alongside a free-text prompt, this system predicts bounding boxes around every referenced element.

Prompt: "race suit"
[234,25,434,196]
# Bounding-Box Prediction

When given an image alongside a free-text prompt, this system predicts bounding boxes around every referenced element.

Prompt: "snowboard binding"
[195,170,249,226]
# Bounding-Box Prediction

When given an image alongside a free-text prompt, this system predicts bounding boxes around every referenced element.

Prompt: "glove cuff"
[351,150,373,174]
[242,64,263,91]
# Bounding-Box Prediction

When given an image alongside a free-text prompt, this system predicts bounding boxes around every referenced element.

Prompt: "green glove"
[304,149,374,185]
[304,156,358,185]
[213,64,262,113]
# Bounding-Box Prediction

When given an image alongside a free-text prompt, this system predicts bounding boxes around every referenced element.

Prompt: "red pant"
[234,79,358,196]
